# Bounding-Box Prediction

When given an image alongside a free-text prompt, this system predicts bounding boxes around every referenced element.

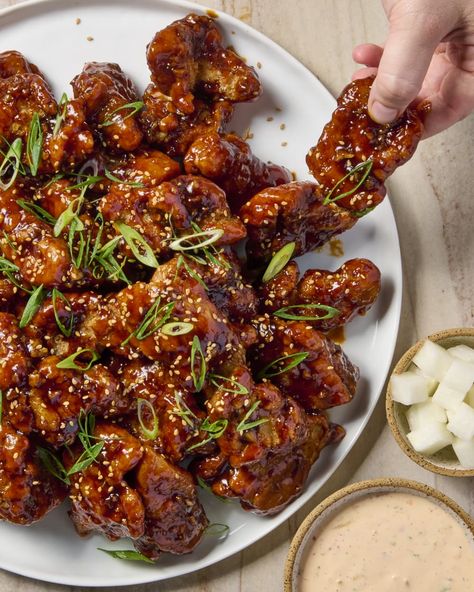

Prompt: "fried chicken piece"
[0,50,41,78]
[184,132,291,212]
[0,184,82,287]
[259,258,381,332]
[110,148,181,187]
[1,387,34,434]
[140,88,233,156]
[191,363,343,514]
[0,421,67,525]
[67,422,145,540]
[120,360,205,462]
[99,175,245,261]
[93,261,241,390]
[28,356,128,447]
[147,14,261,113]
[250,319,359,411]
[0,68,94,173]
[306,76,429,213]
[134,446,208,558]
[72,62,144,152]
[0,279,17,312]
[240,181,356,266]
[0,312,30,390]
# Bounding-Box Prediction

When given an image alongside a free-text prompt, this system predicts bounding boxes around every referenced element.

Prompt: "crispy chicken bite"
[134,446,209,558]
[259,258,381,332]
[0,421,67,525]
[306,76,428,213]
[250,319,359,411]
[146,14,261,113]
[140,88,234,156]
[240,181,356,266]
[191,363,343,514]
[72,62,144,153]
[110,148,181,188]
[67,422,145,540]
[0,50,41,78]
[0,312,30,390]
[184,132,291,212]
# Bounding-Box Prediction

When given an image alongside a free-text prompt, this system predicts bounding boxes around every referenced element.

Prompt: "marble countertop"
[0,0,472,590]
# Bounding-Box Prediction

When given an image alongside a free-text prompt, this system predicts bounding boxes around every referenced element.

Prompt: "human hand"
[352,0,474,137]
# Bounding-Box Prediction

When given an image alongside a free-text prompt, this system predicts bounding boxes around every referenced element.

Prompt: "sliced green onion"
[0,138,23,191]
[205,523,230,538]
[115,222,158,268]
[209,374,249,396]
[104,168,144,188]
[190,335,206,391]
[68,175,104,191]
[67,441,104,475]
[100,101,144,128]
[273,304,340,321]
[52,288,74,337]
[237,401,269,432]
[352,206,376,218]
[56,348,100,371]
[16,199,56,225]
[171,392,197,428]
[196,476,229,503]
[122,299,174,345]
[37,446,70,484]
[53,93,69,136]
[323,160,373,205]
[262,242,296,283]
[161,321,193,336]
[19,284,45,328]
[136,398,159,440]
[258,351,309,380]
[54,197,84,237]
[98,549,155,564]
[170,228,224,252]
[179,257,208,291]
[26,112,43,176]
[187,417,228,451]
[0,256,19,273]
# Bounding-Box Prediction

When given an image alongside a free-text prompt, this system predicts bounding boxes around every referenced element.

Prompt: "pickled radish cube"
[465,385,474,408]
[410,367,438,393]
[452,437,474,469]
[412,340,453,381]
[446,403,474,440]
[432,383,466,410]
[406,424,453,455]
[448,345,474,364]
[390,372,432,405]
[405,400,447,431]
[441,359,474,393]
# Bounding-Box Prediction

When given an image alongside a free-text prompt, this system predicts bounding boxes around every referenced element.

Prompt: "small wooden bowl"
[386,327,474,477]
[284,478,474,592]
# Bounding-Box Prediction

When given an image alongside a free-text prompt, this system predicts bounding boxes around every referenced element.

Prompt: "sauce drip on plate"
[298,492,474,592]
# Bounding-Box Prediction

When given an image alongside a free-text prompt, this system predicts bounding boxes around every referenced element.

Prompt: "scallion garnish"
[121,298,174,345]
[352,206,376,218]
[190,335,206,391]
[161,321,194,336]
[26,113,43,176]
[262,242,296,283]
[137,398,159,440]
[54,197,84,237]
[196,476,229,503]
[53,93,69,136]
[100,101,145,128]
[115,222,158,268]
[171,392,197,428]
[16,199,56,225]
[0,138,23,191]
[97,549,155,564]
[209,374,249,396]
[56,348,100,371]
[37,446,70,484]
[257,351,309,380]
[176,255,208,291]
[104,168,144,188]
[52,288,74,337]
[68,441,104,474]
[19,284,45,328]
[170,228,224,252]
[237,401,269,432]
[323,160,373,205]
[187,417,228,451]
[273,303,340,321]
[205,523,230,538]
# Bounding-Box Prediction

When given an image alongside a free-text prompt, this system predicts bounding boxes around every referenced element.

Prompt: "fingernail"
[369,101,398,124]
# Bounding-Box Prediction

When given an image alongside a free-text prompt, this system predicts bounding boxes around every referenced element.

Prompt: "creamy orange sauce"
[298,492,474,592]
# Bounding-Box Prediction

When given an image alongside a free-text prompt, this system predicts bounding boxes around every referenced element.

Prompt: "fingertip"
[368,99,399,124]
[352,43,383,66]
[352,67,378,81]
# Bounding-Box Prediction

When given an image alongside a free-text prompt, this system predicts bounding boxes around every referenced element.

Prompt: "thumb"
[369,10,448,123]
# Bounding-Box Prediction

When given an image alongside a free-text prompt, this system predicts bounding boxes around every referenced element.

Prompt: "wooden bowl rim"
[386,327,474,477]
[284,477,474,592]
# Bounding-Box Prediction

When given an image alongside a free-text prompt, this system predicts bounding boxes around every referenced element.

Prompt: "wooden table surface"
[0,0,472,590]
